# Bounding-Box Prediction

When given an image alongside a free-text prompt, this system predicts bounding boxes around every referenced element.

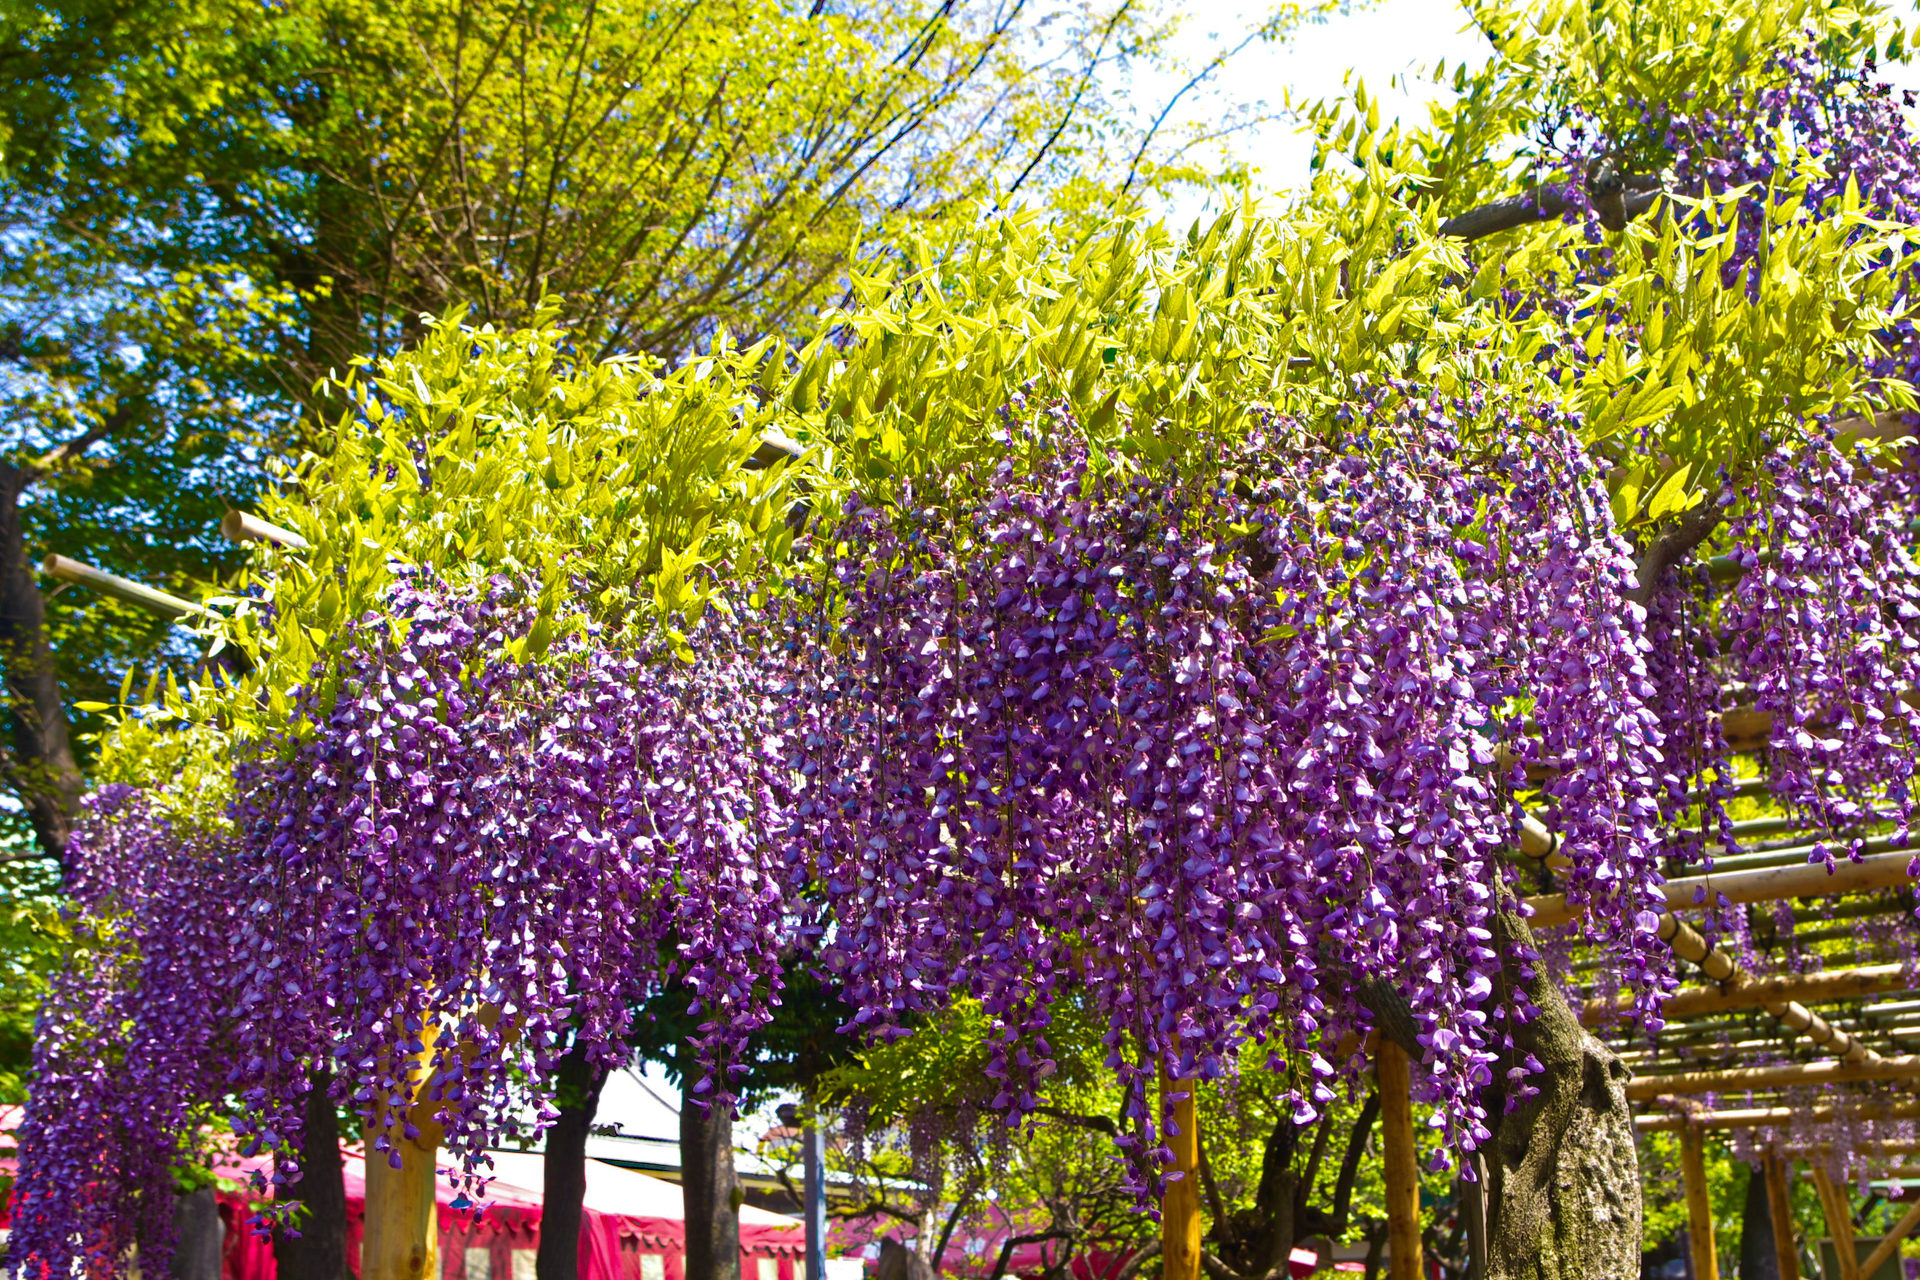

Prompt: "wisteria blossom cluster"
[223,575,795,1175]
[11,576,797,1274]
[8,788,240,1279]
[16,32,1920,1278]
[1720,438,1920,863]
[782,390,1673,1189]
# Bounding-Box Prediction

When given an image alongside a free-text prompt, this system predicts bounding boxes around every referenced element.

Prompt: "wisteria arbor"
[12,2,1920,1280]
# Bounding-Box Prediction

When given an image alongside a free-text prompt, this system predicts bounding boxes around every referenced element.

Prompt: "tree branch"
[1349,973,1422,1060]
[988,1231,1071,1280]
[1439,167,1664,241]
[34,402,133,474]
[1627,503,1725,607]
[1327,1092,1379,1235]
[1110,1241,1162,1280]
[1034,1104,1118,1136]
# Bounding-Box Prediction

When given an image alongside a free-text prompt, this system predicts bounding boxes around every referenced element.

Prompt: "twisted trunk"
[170,1186,225,1280]
[1481,909,1641,1280]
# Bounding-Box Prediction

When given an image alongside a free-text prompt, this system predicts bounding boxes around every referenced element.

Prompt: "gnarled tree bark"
[1352,906,1640,1280]
[1481,909,1641,1280]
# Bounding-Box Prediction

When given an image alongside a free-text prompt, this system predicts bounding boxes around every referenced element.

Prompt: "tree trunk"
[1740,1159,1781,1280]
[0,464,83,862]
[680,1075,741,1280]
[275,1070,351,1280]
[537,1046,608,1280]
[1481,909,1641,1280]
[170,1186,225,1280]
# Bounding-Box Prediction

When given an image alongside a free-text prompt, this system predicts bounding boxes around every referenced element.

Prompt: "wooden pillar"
[363,1028,445,1280]
[1809,1164,1859,1280]
[1857,1192,1920,1278]
[1159,1061,1201,1280]
[1762,1152,1800,1280]
[1679,1125,1718,1280]
[1376,1041,1423,1280]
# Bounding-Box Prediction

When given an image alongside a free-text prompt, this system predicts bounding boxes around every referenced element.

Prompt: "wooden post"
[1159,1061,1201,1280]
[1762,1152,1800,1280]
[1376,1041,1423,1280]
[363,1027,445,1280]
[1679,1125,1718,1280]
[1857,1192,1920,1278]
[1809,1164,1859,1280]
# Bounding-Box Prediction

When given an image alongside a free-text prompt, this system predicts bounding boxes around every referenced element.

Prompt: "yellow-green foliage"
[106,315,810,766]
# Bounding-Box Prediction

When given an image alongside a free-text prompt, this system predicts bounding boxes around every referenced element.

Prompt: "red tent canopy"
[214,1147,803,1280]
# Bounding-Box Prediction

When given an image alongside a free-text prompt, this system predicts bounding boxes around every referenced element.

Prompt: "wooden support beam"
[363,1026,445,1280]
[1528,853,1916,930]
[1625,1055,1920,1101]
[220,510,311,550]
[1637,1100,1920,1133]
[1857,1193,1920,1279]
[1680,1126,1719,1280]
[43,554,203,620]
[1810,1164,1861,1280]
[1585,964,1914,1025]
[1377,1041,1423,1280]
[1159,1062,1201,1280]
[1764,1152,1801,1280]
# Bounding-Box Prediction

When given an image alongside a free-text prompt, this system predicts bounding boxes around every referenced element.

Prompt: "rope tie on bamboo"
[1520,811,1892,1063]
[1767,1000,1880,1066]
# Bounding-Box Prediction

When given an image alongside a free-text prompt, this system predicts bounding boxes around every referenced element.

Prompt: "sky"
[1119,0,1487,224]
[1121,0,1920,225]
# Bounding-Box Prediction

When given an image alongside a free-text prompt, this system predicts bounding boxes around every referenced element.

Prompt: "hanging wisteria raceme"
[1719,436,1920,867]
[782,388,1674,1189]
[225,572,796,1195]
[3,567,801,1280]
[8,788,240,1280]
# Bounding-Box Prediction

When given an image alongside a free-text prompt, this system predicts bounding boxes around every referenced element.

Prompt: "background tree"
[0,0,1327,863]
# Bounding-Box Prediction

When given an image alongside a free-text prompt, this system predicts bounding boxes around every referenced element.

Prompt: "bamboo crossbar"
[1623,1055,1920,1101]
[1588,965,1916,1023]
[1528,853,1916,929]
[220,510,310,550]
[1859,1195,1920,1279]
[43,554,204,620]
[1635,1099,1920,1132]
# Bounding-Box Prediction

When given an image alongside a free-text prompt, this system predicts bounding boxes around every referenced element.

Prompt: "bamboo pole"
[363,1026,445,1280]
[1624,1056,1920,1101]
[42,554,203,619]
[1528,853,1916,930]
[1680,1125,1719,1280]
[1376,1042,1423,1280]
[1159,1061,1201,1280]
[1586,963,1914,1025]
[1810,1164,1861,1280]
[1636,1100,1920,1133]
[220,510,311,550]
[1764,1152,1800,1280]
[1857,1193,1920,1279]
